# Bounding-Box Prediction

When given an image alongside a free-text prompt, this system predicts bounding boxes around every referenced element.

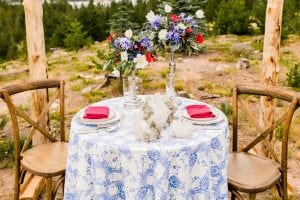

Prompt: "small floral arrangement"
[104,30,156,77]
[143,4,205,53]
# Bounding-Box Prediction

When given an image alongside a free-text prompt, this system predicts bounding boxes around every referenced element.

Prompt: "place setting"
[76,105,122,134]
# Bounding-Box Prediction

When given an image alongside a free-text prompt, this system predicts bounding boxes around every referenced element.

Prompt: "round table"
[64,96,229,200]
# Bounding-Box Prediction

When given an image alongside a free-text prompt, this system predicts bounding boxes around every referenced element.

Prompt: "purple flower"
[151,15,162,30]
[119,37,132,51]
[114,37,132,51]
[184,16,196,24]
[167,30,181,44]
[140,37,153,51]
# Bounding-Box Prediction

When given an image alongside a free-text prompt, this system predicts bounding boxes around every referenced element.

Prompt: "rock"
[50,102,60,112]
[94,75,105,80]
[236,58,250,69]
[201,94,220,99]
[216,64,230,72]
[81,86,93,94]
[230,43,253,58]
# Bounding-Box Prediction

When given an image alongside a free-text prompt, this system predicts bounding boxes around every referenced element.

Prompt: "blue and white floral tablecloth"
[64,97,229,200]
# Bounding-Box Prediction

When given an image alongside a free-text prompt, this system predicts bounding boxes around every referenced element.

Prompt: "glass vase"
[123,69,140,107]
[166,50,177,98]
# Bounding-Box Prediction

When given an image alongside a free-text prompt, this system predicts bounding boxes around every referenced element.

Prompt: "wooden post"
[260,0,284,152]
[23,0,49,146]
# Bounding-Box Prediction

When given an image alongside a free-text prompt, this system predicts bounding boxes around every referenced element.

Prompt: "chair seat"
[228,152,281,193]
[21,142,68,178]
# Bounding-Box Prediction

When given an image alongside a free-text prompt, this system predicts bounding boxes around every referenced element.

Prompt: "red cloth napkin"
[186,105,215,118]
[83,106,110,119]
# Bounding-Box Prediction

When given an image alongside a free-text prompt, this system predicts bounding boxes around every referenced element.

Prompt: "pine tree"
[64,19,90,51]
[108,0,139,34]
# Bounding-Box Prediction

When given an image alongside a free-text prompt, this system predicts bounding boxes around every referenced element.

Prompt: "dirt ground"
[0,35,300,199]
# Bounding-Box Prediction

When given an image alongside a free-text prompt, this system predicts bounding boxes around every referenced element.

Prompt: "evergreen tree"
[251,0,267,34]
[214,0,252,35]
[204,0,222,22]
[64,19,90,51]
[108,0,139,34]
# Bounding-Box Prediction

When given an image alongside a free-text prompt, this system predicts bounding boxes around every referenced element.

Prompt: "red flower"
[195,34,204,44]
[145,52,156,63]
[169,14,180,23]
[186,27,193,34]
[106,35,112,43]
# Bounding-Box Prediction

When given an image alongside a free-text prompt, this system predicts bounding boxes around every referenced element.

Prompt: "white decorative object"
[133,54,148,69]
[170,119,193,138]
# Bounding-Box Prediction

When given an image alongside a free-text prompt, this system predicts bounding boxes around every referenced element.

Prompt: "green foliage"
[220,102,232,119]
[286,63,300,89]
[275,124,284,141]
[0,114,9,131]
[108,0,139,34]
[215,0,252,35]
[0,137,26,168]
[63,19,91,51]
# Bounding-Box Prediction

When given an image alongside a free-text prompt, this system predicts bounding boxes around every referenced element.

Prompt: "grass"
[203,82,232,97]
[0,137,26,169]
[0,114,9,131]
[159,67,169,78]
[84,90,108,103]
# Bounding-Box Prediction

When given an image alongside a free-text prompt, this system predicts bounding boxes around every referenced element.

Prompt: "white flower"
[149,31,156,40]
[177,23,186,30]
[146,10,155,22]
[133,54,148,69]
[124,29,133,38]
[164,4,172,13]
[158,29,168,40]
[196,10,204,19]
[112,68,120,77]
[120,51,128,61]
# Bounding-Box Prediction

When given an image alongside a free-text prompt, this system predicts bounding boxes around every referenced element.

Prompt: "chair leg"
[45,178,53,200]
[249,193,256,200]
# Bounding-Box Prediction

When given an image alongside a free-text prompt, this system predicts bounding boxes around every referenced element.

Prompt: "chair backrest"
[232,84,299,195]
[0,79,65,155]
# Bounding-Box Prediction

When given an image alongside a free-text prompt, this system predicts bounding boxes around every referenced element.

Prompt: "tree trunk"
[23,0,49,146]
[260,0,284,154]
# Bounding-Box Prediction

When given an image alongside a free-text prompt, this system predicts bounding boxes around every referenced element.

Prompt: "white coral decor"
[164,4,172,13]
[196,10,205,19]
[134,54,148,69]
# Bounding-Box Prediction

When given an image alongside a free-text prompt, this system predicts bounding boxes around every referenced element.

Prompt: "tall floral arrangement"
[143,4,205,53]
[104,30,156,78]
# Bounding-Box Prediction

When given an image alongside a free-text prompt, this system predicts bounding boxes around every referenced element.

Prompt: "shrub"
[220,102,232,120]
[286,63,300,89]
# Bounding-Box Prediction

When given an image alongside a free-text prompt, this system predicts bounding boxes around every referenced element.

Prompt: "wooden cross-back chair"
[0,79,68,200]
[228,85,300,200]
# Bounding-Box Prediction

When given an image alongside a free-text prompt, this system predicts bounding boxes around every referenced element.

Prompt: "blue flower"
[166,30,181,44]
[140,37,153,51]
[189,152,197,167]
[211,138,221,149]
[147,150,161,162]
[114,37,132,51]
[151,15,162,30]
[169,175,181,188]
[184,16,195,24]
[210,165,220,177]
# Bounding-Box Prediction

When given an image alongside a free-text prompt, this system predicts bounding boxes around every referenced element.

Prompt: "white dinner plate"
[77,108,121,126]
[182,107,224,125]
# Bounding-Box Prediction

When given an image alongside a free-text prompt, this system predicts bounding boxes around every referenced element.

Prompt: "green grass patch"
[84,90,108,103]
[0,114,9,131]
[159,67,169,78]
[70,83,84,92]
[175,81,184,91]
[142,81,165,90]
[204,82,232,97]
